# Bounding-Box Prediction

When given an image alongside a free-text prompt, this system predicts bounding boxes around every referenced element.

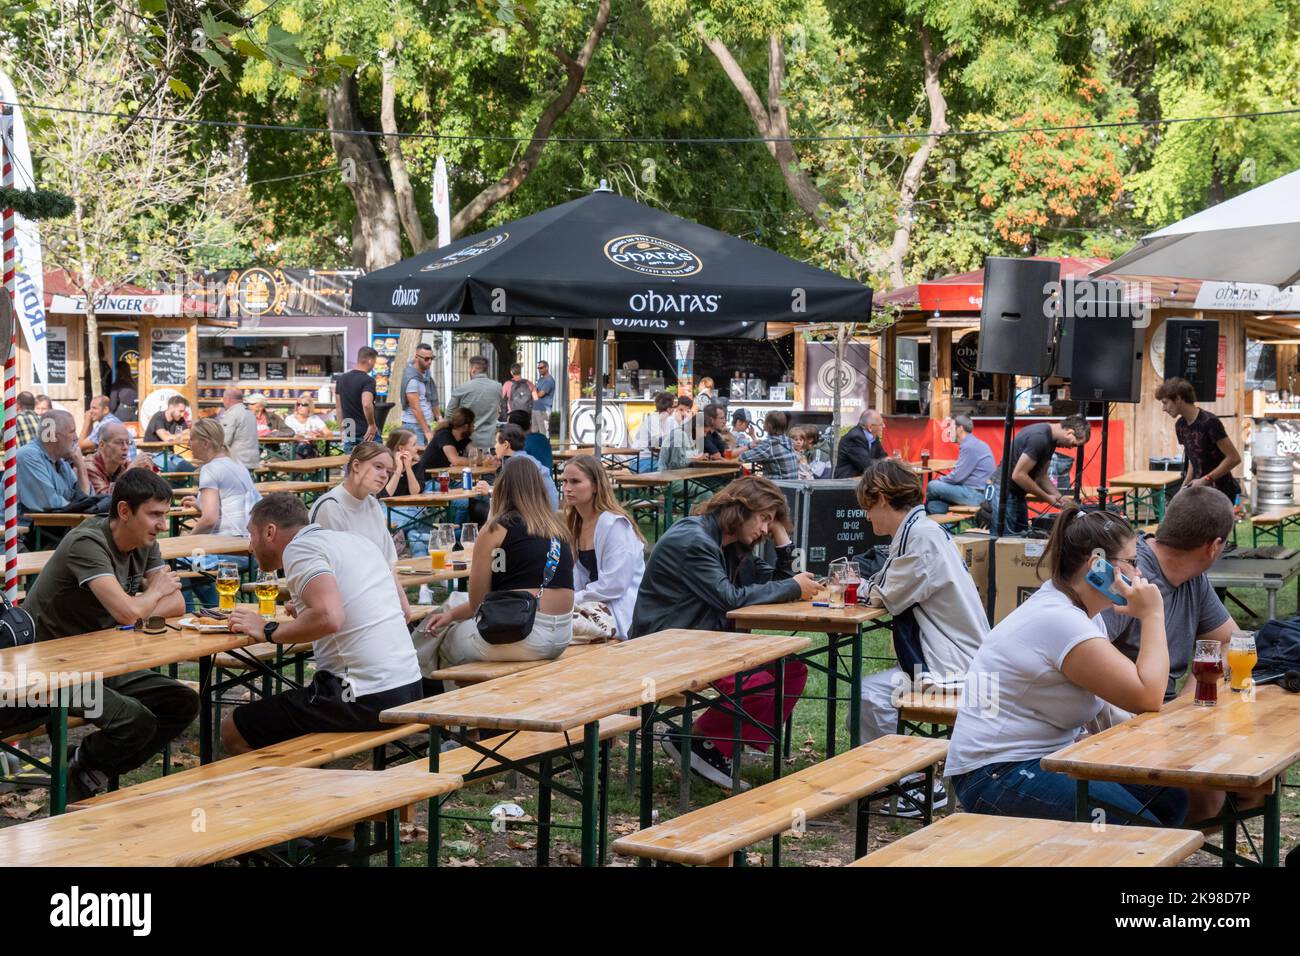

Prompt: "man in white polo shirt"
[220,493,423,753]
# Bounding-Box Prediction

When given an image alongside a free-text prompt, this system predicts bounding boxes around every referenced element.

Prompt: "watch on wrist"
[264,620,280,643]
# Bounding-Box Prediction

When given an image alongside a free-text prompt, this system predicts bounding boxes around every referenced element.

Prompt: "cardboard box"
[951,533,991,604]
[993,538,1049,624]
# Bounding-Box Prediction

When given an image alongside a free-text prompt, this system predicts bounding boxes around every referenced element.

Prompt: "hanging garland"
[0,187,74,221]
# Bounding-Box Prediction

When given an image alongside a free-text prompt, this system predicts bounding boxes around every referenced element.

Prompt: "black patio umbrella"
[352,186,872,452]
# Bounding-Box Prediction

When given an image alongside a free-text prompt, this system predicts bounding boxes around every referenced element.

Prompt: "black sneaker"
[893,779,948,818]
[66,746,110,804]
[660,729,748,792]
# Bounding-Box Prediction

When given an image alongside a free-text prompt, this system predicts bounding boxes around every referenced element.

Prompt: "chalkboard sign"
[1246,340,1278,392]
[46,327,68,386]
[211,361,234,381]
[150,328,188,386]
[691,338,790,387]
[238,361,260,380]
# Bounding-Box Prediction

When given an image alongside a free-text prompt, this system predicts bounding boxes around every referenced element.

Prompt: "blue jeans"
[989,491,1029,535]
[954,758,1188,826]
[153,452,195,473]
[390,506,430,556]
[925,479,987,514]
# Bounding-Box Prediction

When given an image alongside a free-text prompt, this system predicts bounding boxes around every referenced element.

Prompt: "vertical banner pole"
[1,105,19,602]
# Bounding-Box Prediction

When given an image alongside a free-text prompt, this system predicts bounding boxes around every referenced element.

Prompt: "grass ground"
[2,505,1297,866]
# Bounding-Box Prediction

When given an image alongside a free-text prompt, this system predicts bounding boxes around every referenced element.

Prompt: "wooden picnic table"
[689,456,742,469]
[383,488,491,540]
[1041,685,1300,866]
[17,535,245,582]
[852,814,1204,867]
[255,453,350,479]
[394,554,473,589]
[0,766,462,866]
[0,617,258,814]
[172,479,339,499]
[727,602,889,756]
[613,465,738,530]
[1109,469,1184,523]
[137,439,187,451]
[381,628,810,866]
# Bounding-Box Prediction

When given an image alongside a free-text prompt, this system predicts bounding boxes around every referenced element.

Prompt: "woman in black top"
[423,456,574,666]
[385,428,425,497]
[419,406,475,473]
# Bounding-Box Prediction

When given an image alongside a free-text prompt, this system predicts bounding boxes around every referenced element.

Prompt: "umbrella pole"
[560,328,569,447]
[594,318,604,459]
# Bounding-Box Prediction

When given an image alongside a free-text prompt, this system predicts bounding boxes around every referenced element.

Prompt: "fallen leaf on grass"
[444,839,477,856]
[612,821,639,835]
[399,824,427,844]
[506,836,536,851]
[805,857,842,867]
[2,801,41,820]
[745,852,764,866]
[444,857,479,867]
[557,847,583,866]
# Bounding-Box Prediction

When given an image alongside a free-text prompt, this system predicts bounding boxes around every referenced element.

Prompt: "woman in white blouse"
[560,455,646,639]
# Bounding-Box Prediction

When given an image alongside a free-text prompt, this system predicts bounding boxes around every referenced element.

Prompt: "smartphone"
[1085,557,1130,606]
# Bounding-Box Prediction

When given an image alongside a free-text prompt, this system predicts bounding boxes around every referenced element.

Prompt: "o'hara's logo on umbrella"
[391,286,420,307]
[420,232,509,272]
[628,290,720,314]
[605,234,702,277]
[611,317,670,329]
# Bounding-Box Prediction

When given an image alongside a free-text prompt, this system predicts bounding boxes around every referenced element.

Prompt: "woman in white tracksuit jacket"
[855,460,989,743]
[561,455,647,639]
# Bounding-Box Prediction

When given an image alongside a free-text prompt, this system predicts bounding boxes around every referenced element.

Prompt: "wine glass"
[460,523,478,552]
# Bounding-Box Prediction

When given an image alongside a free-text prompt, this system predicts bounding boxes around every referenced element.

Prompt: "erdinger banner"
[0,70,48,383]
[353,190,871,338]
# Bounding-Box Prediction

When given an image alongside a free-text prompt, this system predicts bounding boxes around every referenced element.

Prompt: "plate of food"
[178,608,233,632]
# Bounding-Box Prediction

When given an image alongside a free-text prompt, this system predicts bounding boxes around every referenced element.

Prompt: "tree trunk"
[324,73,403,271]
[450,0,612,238]
[882,24,953,288]
[73,199,102,398]
[381,56,429,254]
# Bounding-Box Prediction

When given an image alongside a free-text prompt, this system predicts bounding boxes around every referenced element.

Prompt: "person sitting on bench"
[946,506,1188,826]
[855,459,988,811]
[12,469,197,802]
[222,493,424,754]
[630,475,819,790]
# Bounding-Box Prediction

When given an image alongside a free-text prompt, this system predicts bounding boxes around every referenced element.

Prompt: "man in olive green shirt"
[11,469,197,801]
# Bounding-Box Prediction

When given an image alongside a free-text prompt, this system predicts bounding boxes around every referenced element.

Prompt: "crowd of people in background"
[11,355,1287,851]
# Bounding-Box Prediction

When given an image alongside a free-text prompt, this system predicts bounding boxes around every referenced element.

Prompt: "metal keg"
[1255,456,1294,508]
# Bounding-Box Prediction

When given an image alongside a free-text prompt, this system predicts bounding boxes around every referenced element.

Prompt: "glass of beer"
[1227,633,1258,693]
[1192,639,1223,706]
[215,562,240,612]
[255,571,278,620]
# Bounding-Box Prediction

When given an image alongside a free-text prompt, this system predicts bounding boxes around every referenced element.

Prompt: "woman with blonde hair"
[179,417,262,608]
[561,455,646,640]
[424,456,574,668]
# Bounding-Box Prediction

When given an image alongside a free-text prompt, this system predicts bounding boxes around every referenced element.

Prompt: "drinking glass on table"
[841,562,861,606]
[1192,639,1224,706]
[1227,632,1258,693]
[459,523,478,552]
[215,562,240,612]
[826,558,848,609]
[254,571,279,620]
[429,527,452,570]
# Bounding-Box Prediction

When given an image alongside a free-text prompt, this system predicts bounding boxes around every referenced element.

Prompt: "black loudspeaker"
[1056,279,1143,402]
[1164,318,1219,402]
[976,257,1062,376]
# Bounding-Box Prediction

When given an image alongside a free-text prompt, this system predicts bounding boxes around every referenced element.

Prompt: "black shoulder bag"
[0,591,36,650]
[476,538,561,645]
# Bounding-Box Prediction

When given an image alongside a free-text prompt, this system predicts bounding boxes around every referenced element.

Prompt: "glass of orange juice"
[429,526,451,570]
[1227,632,1258,693]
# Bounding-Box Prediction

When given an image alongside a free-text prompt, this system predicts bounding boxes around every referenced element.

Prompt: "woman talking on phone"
[945,506,1187,825]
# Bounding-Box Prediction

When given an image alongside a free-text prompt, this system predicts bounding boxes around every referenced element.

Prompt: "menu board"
[371,332,401,399]
[691,337,788,387]
[238,361,260,380]
[265,361,289,381]
[211,361,234,381]
[150,328,188,386]
[45,326,68,386]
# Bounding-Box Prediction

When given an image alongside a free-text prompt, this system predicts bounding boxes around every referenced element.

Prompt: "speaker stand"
[1098,402,1111,512]
[986,376,1018,623]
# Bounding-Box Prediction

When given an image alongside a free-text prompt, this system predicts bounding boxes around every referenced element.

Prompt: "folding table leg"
[580,721,599,867]
[427,726,442,868]
[1264,780,1281,867]
[536,758,552,867]
[825,641,838,758]
[849,626,864,749]
[638,703,654,867]
[49,698,69,815]
[598,739,611,865]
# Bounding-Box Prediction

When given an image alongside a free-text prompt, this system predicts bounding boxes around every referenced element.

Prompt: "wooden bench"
[2,679,200,747]
[424,642,605,686]
[69,722,430,810]
[895,689,960,738]
[1,767,463,866]
[849,813,1204,867]
[611,735,949,866]
[1248,506,1300,545]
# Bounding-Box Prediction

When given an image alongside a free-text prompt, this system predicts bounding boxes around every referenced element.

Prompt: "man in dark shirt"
[1156,377,1241,501]
[833,409,888,478]
[335,346,378,449]
[1001,415,1089,534]
[6,470,197,802]
[699,403,728,459]
[145,394,194,473]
